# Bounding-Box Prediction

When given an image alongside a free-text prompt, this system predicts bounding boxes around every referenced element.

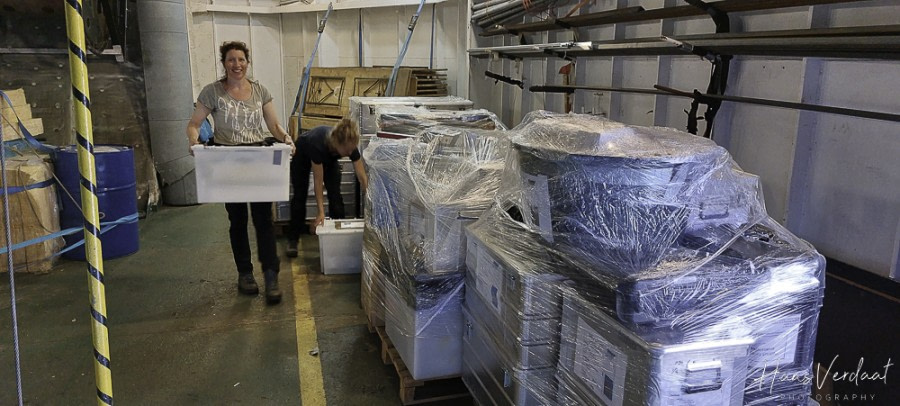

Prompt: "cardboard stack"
[1,89,44,141]
[0,156,63,273]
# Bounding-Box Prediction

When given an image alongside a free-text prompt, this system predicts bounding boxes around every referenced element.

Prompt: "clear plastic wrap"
[459,111,824,406]
[462,203,568,405]
[374,106,507,138]
[349,96,474,135]
[361,126,509,380]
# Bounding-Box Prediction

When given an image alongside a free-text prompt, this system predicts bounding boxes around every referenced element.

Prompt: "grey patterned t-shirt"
[197,80,273,145]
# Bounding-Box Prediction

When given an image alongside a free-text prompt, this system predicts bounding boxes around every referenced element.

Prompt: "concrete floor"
[0,204,464,405]
[9,203,894,405]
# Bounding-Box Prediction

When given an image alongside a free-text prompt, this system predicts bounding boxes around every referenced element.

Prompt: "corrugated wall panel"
[468,1,900,278]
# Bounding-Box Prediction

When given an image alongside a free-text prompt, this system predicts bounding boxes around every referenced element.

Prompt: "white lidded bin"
[192,144,291,203]
[385,282,465,380]
[317,219,365,274]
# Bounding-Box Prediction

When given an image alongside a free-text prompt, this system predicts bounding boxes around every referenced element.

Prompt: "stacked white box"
[363,127,509,381]
[557,284,753,406]
[349,96,474,136]
[459,209,571,406]
[454,111,827,405]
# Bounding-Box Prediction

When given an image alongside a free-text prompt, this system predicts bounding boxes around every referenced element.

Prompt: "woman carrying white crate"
[186,41,294,304]
[285,119,368,257]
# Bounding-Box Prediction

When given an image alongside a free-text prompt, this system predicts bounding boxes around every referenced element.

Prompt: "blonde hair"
[330,118,360,149]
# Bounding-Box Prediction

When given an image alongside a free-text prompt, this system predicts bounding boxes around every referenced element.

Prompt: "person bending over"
[286,119,367,257]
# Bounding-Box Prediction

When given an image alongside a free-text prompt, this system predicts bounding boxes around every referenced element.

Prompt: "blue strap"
[0,90,55,154]
[0,213,139,256]
[0,178,54,196]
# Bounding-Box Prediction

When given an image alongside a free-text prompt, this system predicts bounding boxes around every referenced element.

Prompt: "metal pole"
[0,105,24,406]
[63,1,114,404]
[358,8,364,67]
[387,0,427,97]
[291,2,334,121]
[429,3,435,70]
[473,0,511,12]
[654,85,900,123]
[472,0,520,20]
[530,84,678,96]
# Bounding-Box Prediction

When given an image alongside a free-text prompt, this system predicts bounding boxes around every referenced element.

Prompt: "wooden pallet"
[371,325,471,405]
[409,69,449,97]
[361,290,384,334]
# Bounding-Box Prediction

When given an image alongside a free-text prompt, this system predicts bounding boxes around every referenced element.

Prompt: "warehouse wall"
[185,0,468,125]
[468,0,900,280]
[0,1,160,215]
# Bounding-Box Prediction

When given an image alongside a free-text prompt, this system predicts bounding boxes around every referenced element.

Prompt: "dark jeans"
[225,202,279,275]
[288,153,345,241]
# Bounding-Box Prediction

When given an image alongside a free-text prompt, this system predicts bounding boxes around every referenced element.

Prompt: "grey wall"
[468,0,900,279]
[139,0,198,206]
[0,2,160,214]
[186,0,469,122]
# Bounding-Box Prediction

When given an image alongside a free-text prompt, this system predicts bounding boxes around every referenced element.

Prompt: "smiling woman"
[185,40,296,305]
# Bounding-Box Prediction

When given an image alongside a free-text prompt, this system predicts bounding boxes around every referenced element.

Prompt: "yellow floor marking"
[293,261,326,405]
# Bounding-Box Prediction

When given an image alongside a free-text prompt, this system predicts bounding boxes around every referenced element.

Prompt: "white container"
[558,285,753,406]
[349,96,474,136]
[385,283,465,380]
[317,219,365,274]
[192,144,291,203]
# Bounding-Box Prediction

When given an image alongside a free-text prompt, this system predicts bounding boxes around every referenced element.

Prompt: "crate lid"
[319,219,365,234]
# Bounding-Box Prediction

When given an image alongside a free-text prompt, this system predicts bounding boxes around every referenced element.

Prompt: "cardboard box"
[0,157,63,273]
[2,117,43,140]
[2,89,41,141]
[2,103,32,123]
[1,89,27,109]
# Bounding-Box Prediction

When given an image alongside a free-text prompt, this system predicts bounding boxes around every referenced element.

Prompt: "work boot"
[264,270,282,305]
[285,239,298,258]
[238,273,259,295]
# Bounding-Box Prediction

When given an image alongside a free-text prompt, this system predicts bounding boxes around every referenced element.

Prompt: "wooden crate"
[302,67,393,119]
[288,115,346,138]
[403,69,449,97]
[372,325,471,405]
[300,67,452,121]
[298,115,341,133]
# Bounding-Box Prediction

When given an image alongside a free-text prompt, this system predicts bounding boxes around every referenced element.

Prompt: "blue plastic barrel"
[55,145,139,260]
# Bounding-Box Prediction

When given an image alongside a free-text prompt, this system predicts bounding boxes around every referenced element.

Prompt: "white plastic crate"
[385,283,465,380]
[192,144,291,203]
[317,219,365,274]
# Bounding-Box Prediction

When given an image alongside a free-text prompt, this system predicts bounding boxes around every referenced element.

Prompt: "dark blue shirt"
[298,126,361,165]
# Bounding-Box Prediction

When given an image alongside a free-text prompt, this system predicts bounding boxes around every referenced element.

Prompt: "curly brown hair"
[219,41,250,82]
[329,118,360,150]
[220,41,250,63]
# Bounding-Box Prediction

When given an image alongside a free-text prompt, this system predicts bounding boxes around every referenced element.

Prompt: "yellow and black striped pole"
[63,0,113,404]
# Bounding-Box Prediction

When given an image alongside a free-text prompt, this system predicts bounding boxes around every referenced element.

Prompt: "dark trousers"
[288,153,345,241]
[225,202,279,274]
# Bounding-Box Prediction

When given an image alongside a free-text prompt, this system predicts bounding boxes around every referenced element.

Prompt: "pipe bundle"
[472,0,567,29]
